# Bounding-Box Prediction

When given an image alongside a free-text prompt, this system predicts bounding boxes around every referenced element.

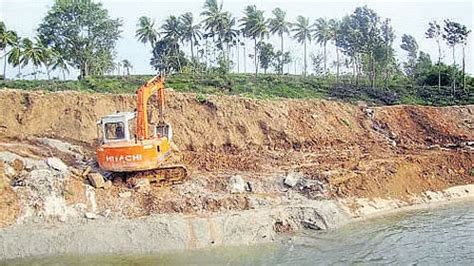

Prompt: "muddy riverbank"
[1,185,473,260]
[0,89,473,259]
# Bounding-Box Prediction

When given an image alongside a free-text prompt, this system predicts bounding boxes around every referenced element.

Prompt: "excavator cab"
[97,112,136,144]
[97,113,173,144]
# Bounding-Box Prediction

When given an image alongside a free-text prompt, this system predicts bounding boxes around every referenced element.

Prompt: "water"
[6,201,474,265]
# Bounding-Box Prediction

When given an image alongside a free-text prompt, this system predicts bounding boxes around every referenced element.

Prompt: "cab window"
[105,122,125,140]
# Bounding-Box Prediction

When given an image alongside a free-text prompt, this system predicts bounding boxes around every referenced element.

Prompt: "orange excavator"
[95,75,187,184]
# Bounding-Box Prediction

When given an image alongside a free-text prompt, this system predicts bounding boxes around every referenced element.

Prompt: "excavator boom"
[136,75,165,140]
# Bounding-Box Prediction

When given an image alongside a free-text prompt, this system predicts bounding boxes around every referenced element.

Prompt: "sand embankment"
[0,88,472,259]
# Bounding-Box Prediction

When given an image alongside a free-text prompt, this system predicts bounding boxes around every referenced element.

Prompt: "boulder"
[103,180,113,190]
[87,173,105,188]
[24,158,48,170]
[284,172,302,187]
[69,167,83,177]
[82,166,92,177]
[228,175,246,194]
[364,108,375,118]
[0,152,48,170]
[4,164,16,178]
[0,151,23,164]
[11,159,24,172]
[119,191,132,198]
[84,212,98,219]
[46,157,69,173]
[134,178,151,193]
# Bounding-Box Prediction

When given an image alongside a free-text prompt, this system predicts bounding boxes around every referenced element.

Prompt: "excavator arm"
[136,75,165,140]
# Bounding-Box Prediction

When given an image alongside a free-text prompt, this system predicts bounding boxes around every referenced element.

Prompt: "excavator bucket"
[156,122,173,142]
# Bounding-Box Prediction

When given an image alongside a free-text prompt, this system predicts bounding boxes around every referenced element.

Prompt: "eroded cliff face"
[0,89,473,226]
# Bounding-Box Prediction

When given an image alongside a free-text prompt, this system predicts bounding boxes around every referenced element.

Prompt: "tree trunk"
[323,42,327,73]
[226,42,230,72]
[212,36,216,65]
[452,46,456,94]
[355,55,360,87]
[383,44,389,88]
[190,39,194,62]
[462,45,466,90]
[294,59,297,75]
[236,40,240,73]
[280,33,284,75]
[351,59,355,86]
[303,40,307,77]
[3,50,7,80]
[34,65,37,80]
[243,45,246,73]
[205,39,208,70]
[80,61,88,79]
[254,38,258,77]
[46,66,51,80]
[370,51,375,88]
[62,69,65,80]
[18,63,21,79]
[336,47,340,85]
[437,40,441,90]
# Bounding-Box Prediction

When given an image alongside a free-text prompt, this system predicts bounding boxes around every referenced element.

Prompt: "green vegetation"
[1,0,122,80]
[0,0,472,106]
[339,118,351,128]
[0,73,472,106]
[195,93,208,103]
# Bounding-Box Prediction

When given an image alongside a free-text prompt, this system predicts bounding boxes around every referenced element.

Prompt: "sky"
[0,0,473,79]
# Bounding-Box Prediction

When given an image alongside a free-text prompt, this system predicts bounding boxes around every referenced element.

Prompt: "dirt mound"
[0,88,473,221]
[1,89,472,153]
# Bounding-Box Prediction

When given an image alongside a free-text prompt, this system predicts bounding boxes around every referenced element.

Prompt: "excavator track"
[122,164,189,188]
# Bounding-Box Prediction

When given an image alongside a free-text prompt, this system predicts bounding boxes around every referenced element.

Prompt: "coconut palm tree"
[268,8,291,74]
[7,36,22,79]
[292,16,312,76]
[115,61,122,75]
[21,38,45,80]
[240,5,268,77]
[162,15,184,72]
[201,0,225,40]
[425,21,443,90]
[51,52,69,80]
[201,0,230,64]
[122,59,132,75]
[312,17,331,73]
[180,12,202,61]
[222,13,239,71]
[136,16,159,48]
[442,20,470,92]
[41,46,59,80]
[162,15,182,43]
[328,19,341,82]
[0,22,18,79]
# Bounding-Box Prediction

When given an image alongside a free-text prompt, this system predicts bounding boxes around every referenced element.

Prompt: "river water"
[7,201,474,265]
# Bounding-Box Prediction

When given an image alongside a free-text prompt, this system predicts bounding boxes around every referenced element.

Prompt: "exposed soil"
[0,89,473,224]
[0,159,20,227]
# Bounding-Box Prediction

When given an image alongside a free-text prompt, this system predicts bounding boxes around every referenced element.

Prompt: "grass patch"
[339,118,351,128]
[1,73,472,106]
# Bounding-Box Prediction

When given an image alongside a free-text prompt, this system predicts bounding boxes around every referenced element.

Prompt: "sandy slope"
[0,88,473,257]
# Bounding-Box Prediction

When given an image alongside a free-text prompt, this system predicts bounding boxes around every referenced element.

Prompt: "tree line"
[135,0,471,91]
[0,0,471,93]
